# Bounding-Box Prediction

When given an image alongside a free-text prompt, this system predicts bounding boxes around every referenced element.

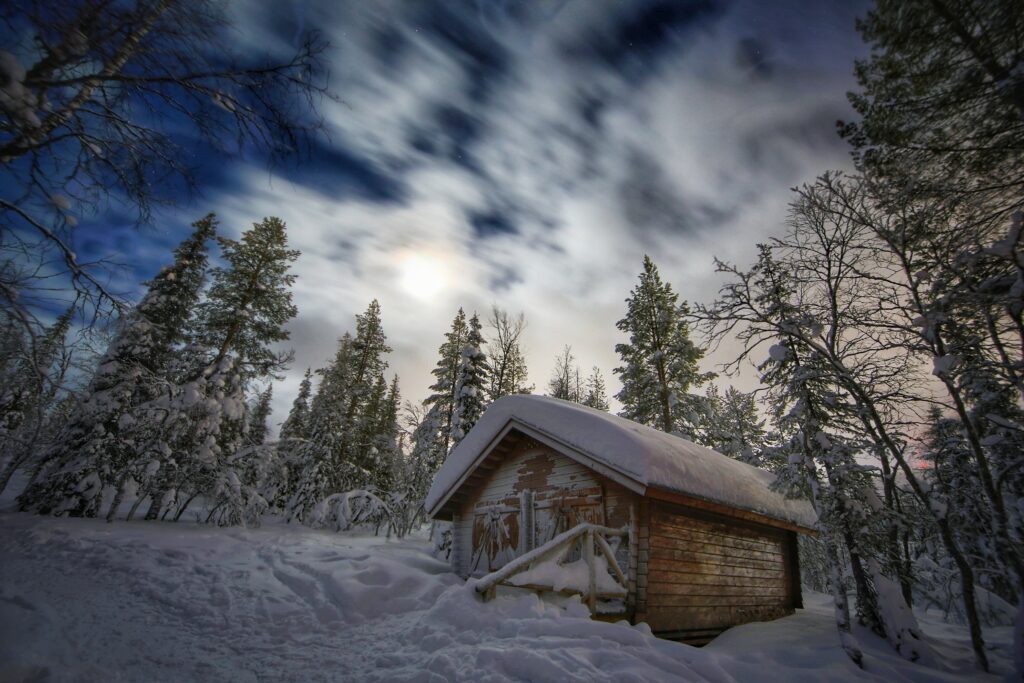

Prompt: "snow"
[507,554,623,595]
[768,343,790,362]
[49,194,72,211]
[0,50,40,128]
[984,212,1022,259]
[0,510,1013,682]
[426,395,817,529]
[932,355,960,377]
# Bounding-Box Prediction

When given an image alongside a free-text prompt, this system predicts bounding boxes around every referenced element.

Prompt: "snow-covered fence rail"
[474,523,628,614]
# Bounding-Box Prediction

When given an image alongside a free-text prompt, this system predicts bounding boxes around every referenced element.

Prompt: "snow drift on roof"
[426,395,817,529]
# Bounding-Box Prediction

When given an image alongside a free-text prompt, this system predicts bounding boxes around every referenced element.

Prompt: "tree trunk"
[173,493,199,522]
[105,475,129,522]
[144,488,166,521]
[126,486,148,521]
[0,456,21,496]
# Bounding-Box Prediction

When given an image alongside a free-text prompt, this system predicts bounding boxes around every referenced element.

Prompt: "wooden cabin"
[425,395,817,644]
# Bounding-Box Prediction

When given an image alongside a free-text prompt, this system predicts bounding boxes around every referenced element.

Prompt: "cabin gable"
[451,430,635,581]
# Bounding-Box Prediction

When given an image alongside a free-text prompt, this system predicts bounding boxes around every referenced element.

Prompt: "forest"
[0,0,1021,677]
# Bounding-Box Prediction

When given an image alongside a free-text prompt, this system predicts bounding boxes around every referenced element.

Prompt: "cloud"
[150,0,873,427]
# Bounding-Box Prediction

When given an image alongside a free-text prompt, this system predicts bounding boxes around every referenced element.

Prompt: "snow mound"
[426,395,816,529]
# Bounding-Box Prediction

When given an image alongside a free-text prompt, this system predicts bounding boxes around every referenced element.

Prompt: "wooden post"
[586,528,596,615]
[595,532,627,587]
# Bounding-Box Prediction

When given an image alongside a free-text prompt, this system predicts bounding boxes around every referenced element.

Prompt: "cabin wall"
[636,501,799,635]
[451,437,634,580]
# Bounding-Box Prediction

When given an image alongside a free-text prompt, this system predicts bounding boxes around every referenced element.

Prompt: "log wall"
[636,501,800,636]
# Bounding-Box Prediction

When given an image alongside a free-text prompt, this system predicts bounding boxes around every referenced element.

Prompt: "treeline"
[0,207,754,541]
[4,215,299,525]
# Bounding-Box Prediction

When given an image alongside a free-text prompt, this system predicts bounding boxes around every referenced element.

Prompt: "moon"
[397,251,449,300]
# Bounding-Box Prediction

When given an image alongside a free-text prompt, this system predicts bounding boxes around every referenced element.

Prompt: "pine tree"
[700,386,766,464]
[275,368,312,505]
[279,369,313,445]
[842,0,1023,220]
[191,216,300,379]
[424,309,469,455]
[21,215,216,516]
[367,375,401,494]
[147,215,299,523]
[614,256,710,436]
[288,335,354,523]
[352,373,387,485]
[247,385,273,447]
[582,367,609,411]
[336,300,392,490]
[450,313,490,447]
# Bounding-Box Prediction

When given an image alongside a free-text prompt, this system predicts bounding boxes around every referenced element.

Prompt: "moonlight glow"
[397,251,449,300]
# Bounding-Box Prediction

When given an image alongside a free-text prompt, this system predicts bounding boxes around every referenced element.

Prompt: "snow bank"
[426,395,816,528]
[0,513,1013,681]
[507,554,623,595]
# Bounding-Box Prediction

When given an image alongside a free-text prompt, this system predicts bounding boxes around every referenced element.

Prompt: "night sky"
[61,0,872,424]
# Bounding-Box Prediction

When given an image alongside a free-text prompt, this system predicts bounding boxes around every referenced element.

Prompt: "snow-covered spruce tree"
[450,313,490,448]
[247,385,273,447]
[381,309,457,536]
[842,0,1023,222]
[915,408,1015,624]
[582,367,609,411]
[280,369,313,444]
[20,216,216,516]
[275,367,313,504]
[424,308,469,456]
[351,374,389,492]
[288,335,354,524]
[548,345,583,403]
[614,256,711,437]
[237,383,284,512]
[486,306,531,400]
[147,216,298,525]
[698,385,766,465]
[289,302,394,527]
[0,306,74,495]
[373,375,402,495]
[761,346,865,668]
[336,300,392,490]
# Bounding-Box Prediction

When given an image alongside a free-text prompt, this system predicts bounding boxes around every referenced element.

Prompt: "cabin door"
[531,489,605,558]
[469,488,605,573]
[469,507,520,573]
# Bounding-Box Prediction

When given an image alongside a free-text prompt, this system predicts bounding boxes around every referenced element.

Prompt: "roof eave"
[644,485,819,535]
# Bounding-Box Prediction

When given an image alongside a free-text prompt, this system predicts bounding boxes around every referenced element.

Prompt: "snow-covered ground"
[0,511,1014,682]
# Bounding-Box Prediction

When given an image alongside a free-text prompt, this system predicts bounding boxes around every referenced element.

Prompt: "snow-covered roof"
[426,395,817,530]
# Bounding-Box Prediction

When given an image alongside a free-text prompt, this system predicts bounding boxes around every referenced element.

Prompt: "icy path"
[0,513,1012,682]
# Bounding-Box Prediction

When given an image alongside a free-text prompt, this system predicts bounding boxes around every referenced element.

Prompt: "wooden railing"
[474,523,628,614]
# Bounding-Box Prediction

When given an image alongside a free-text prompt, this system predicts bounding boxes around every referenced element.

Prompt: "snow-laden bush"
[307,489,393,533]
